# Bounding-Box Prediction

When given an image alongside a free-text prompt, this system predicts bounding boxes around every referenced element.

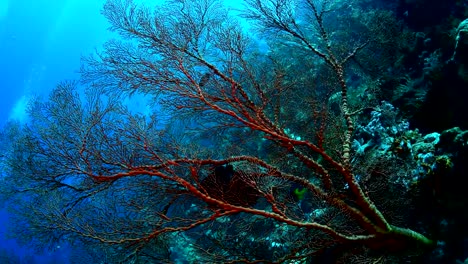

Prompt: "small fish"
[198,73,211,87]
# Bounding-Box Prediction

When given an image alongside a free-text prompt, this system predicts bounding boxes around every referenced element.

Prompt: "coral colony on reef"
[1,0,468,263]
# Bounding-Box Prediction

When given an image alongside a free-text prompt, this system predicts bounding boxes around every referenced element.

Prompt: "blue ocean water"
[0,0,118,124]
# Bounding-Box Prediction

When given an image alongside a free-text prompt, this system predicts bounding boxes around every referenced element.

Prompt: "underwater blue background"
[0,0,112,125]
